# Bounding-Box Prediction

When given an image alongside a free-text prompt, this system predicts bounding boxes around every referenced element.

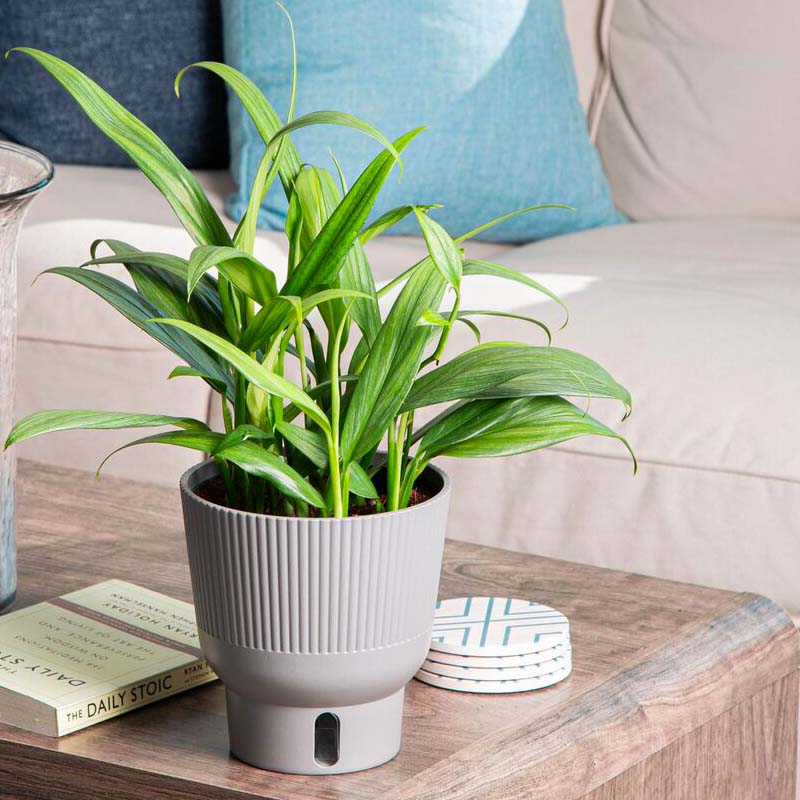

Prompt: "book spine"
[55,659,216,736]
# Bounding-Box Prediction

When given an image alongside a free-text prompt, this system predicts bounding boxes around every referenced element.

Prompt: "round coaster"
[422,651,571,681]
[415,660,571,694]
[429,597,570,657]
[425,641,570,669]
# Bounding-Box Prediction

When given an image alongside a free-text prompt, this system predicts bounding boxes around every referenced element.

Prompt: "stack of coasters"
[415,597,572,694]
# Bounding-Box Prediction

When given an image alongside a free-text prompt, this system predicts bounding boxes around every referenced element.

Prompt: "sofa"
[13,0,800,626]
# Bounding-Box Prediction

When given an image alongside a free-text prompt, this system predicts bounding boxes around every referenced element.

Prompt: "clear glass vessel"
[0,142,53,613]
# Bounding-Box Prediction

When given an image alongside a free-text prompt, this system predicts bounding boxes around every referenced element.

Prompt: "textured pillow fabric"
[223,0,622,243]
[595,0,800,221]
[0,1,228,168]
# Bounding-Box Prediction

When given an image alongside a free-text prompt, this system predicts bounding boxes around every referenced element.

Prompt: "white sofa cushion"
[440,219,800,619]
[594,0,800,221]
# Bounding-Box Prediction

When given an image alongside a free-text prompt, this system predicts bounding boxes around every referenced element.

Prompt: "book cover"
[0,579,217,736]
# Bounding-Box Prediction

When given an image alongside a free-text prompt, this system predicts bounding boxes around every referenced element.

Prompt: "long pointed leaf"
[458,310,551,344]
[86,242,227,338]
[283,128,421,297]
[454,204,573,244]
[414,209,462,288]
[348,461,379,499]
[359,204,441,245]
[43,267,234,396]
[5,410,208,449]
[341,260,447,463]
[275,422,328,469]
[263,111,401,176]
[99,432,325,507]
[239,128,424,351]
[462,259,567,326]
[176,61,302,195]
[187,245,277,305]
[403,343,631,413]
[9,48,230,246]
[419,396,636,470]
[151,319,330,433]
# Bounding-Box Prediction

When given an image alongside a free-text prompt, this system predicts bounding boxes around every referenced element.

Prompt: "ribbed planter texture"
[180,459,450,774]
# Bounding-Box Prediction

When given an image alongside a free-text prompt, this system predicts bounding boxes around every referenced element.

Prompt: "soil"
[195,475,435,517]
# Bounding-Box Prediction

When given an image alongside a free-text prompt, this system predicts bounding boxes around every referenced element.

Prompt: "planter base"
[226,687,405,774]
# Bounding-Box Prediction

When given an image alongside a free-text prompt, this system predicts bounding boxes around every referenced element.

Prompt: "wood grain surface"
[1,460,798,800]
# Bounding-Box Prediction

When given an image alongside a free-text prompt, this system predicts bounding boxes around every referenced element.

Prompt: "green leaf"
[187,245,277,306]
[175,61,302,196]
[42,267,234,397]
[283,128,421,297]
[85,242,228,339]
[417,309,449,327]
[262,110,402,177]
[457,316,481,344]
[341,259,447,463]
[99,431,325,507]
[302,288,371,314]
[8,48,230,247]
[403,343,631,413]
[454,204,574,244]
[236,136,290,254]
[414,208,462,288]
[359,204,441,245]
[348,461,379,499]
[459,310,551,344]
[223,441,326,507]
[151,319,331,433]
[339,241,381,344]
[418,396,636,471]
[4,410,208,450]
[239,128,424,351]
[462,259,567,327]
[167,365,227,392]
[275,422,328,469]
[211,424,272,456]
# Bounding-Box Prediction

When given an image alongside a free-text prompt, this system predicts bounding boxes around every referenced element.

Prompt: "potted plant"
[3,30,634,775]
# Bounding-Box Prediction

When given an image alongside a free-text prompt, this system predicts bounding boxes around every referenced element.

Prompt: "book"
[0,579,217,736]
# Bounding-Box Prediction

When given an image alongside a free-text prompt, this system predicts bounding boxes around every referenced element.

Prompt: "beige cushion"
[439,219,800,620]
[562,0,604,113]
[594,0,800,221]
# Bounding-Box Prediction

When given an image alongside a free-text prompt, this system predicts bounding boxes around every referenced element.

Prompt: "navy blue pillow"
[0,1,228,168]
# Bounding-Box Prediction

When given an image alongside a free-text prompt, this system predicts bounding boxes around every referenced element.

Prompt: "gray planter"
[180,459,450,774]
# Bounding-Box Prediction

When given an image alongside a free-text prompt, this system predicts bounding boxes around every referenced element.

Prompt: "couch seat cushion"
[439,218,800,618]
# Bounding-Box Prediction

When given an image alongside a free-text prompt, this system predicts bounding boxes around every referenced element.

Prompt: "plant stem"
[295,328,309,390]
[386,420,398,511]
[215,457,236,505]
[327,305,352,518]
[221,394,233,434]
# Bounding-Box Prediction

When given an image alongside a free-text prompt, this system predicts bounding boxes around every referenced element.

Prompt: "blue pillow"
[223,1,623,243]
[0,1,228,168]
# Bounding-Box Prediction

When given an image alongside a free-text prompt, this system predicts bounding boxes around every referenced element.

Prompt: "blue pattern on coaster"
[430,596,569,656]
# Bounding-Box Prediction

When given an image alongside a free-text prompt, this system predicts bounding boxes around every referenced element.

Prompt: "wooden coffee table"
[1,461,798,799]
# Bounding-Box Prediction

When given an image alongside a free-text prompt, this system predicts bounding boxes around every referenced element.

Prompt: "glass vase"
[0,143,53,613]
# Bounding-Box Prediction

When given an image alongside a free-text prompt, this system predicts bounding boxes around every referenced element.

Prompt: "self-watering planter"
[181,460,450,774]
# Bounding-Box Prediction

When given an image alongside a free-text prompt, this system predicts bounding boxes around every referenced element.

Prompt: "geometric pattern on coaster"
[429,597,570,656]
[421,651,571,681]
[425,641,570,669]
[414,659,572,694]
